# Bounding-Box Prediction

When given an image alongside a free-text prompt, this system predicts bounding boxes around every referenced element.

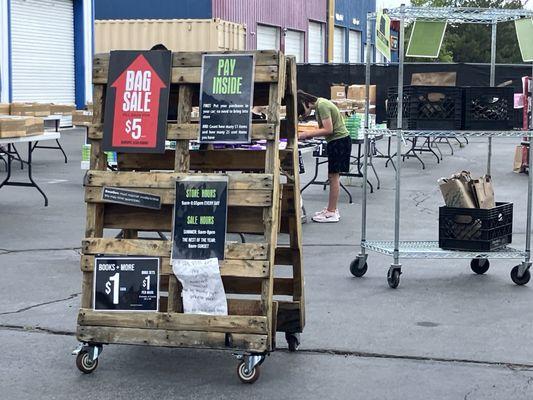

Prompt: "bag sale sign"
[103,51,171,153]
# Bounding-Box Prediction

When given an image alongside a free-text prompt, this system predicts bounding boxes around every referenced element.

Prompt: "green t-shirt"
[315,98,349,142]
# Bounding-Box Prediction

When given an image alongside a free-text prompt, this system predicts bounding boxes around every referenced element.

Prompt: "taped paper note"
[171,258,228,315]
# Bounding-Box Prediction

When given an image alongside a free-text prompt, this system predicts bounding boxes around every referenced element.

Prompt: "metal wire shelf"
[369,6,533,24]
[360,128,533,139]
[362,240,527,260]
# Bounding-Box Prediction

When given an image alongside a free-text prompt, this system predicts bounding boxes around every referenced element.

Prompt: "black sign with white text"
[172,177,228,260]
[94,257,159,311]
[102,187,161,210]
[199,54,255,143]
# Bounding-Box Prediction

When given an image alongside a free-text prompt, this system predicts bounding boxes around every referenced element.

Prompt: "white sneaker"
[312,210,340,223]
[314,208,328,216]
[314,208,340,217]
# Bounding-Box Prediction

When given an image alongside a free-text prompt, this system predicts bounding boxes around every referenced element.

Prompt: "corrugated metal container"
[212,0,327,55]
[94,19,246,53]
[94,0,212,20]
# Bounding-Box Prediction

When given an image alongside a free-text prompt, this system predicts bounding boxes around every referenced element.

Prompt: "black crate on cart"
[463,87,514,130]
[439,202,513,251]
[387,86,463,130]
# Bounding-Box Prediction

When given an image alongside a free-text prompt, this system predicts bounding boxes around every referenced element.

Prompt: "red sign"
[103,51,171,154]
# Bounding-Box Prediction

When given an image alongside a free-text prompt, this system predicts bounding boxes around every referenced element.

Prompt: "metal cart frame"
[351,5,533,288]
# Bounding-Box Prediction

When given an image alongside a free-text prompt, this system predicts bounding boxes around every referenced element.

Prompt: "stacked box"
[0,116,27,138]
[10,102,35,116]
[330,84,347,100]
[51,104,76,115]
[25,117,45,136]
[72,110,93,126]
[0,103,10,115]
[32,103,52,117]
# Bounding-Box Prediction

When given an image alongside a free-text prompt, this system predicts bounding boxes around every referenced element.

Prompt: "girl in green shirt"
[297,90,352,223]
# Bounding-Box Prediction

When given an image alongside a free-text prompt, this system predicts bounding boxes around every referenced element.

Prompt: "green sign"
[406,20,447,58]
[376,10,391,61]
[515,18,533,62]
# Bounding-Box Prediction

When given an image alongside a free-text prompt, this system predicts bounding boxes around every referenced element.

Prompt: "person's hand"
[298,131,308,141]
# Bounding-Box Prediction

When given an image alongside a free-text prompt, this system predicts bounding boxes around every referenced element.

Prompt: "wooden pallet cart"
[74,51,304,384]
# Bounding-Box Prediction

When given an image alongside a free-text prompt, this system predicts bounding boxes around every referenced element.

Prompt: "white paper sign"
[171,258,228,315]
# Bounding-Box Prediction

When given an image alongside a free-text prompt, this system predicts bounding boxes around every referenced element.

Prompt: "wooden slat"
[171,51,280,67]
[172,65,278,84]
[97,204,264,233]
[78,309,268,334]
[77,326,268,352]
[85,186,272,207]
[81,254,269,278]
[92,51,279,70]
[85,171,273,190]
[223,277,295,296]
[116,149,291,172]
[82,239,267,260]
[91,123,276,141]
[93,64,278,85]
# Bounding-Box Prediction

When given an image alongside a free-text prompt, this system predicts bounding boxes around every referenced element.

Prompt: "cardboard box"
[347,84,377,105]
[72,110,93,126]
[31,103,51,117]
[50,104,75,115]
[0,116,27,138]
[0,103,10,115]
[411,72,457,87]
[25,117,44,136]
[331,84,347,100]
[10,102,35,116]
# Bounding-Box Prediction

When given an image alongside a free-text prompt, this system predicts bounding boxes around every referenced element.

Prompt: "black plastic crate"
[387,86,463,130]
[439,202,513,252]
[463,87,514,131]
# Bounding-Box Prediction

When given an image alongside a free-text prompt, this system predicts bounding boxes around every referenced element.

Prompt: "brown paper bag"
[471,175,495,209]
[514,146,524,173]
[438,171,477,208]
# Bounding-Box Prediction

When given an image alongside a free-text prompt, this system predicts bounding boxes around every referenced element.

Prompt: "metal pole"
[526,69,533,263]
[488,21,497,176]
[393,5,406,266]
[361,13,373,254]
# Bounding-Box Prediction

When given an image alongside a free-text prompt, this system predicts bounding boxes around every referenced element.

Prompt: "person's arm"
[299,118,333,140]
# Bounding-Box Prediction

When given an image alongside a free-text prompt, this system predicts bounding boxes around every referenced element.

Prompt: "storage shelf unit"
[362,129,529,139]
[351,6,533,288]
[362,241,527,260]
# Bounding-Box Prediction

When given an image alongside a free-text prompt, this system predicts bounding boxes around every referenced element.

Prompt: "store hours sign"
[103,50,171,153]
[94,257,159,311]
[199,54,255,143]
[172,176,228,260]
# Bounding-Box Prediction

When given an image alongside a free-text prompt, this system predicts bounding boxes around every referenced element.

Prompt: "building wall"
[212,0,327,61]
[94,0,212,20]
[0,0,92,105]
[0,0,9,102]
[334,0,375,62]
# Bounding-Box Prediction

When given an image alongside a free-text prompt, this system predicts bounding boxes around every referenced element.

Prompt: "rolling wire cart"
[350,5,533,288]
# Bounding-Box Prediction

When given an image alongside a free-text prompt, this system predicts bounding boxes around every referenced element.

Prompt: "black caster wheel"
[285,332,300,352]
[511,266,531,286]
[350,259,368,278]
[237,361,260,384]
[387,268,401,289]
[76,351,98,374]
[470,258,490,275]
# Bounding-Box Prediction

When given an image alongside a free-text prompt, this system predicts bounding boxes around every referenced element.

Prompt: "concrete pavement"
[1,128,532,399]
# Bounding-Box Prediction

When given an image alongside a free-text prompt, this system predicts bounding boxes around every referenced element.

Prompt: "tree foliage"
[407,0,528,63]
